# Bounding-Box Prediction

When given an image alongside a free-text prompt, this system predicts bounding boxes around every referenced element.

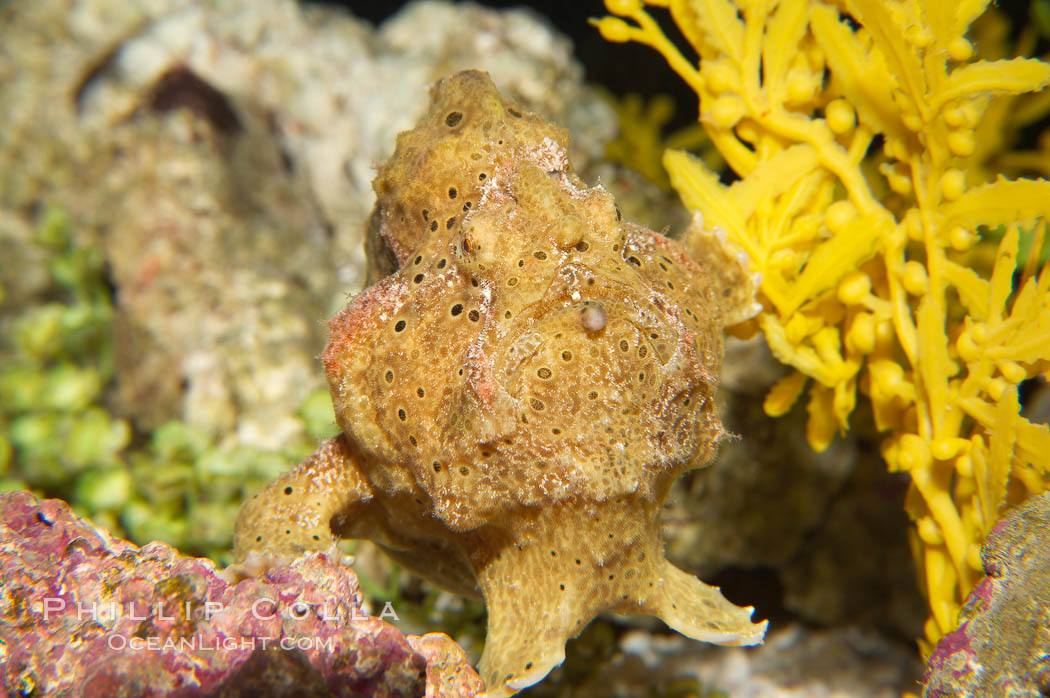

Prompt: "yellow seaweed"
[596,0,1050,652]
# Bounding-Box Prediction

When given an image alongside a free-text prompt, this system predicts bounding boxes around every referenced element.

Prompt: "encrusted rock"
[923,492,1050,697]
[0,490,480,697]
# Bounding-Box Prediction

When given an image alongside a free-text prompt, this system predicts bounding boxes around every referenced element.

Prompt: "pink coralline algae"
[923,492,1050,697]
[0,490,482,697]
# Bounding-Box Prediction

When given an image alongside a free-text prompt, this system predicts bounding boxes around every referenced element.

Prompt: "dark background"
[306,1,705,130]
[309,0,1041,133]
[306,0,1045,171]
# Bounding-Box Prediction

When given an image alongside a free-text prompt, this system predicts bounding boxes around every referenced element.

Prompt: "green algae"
[0,207,333,563]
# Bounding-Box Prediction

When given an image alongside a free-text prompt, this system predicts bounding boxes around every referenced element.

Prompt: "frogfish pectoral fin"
[233,434,374,561]
[639,556,768,646]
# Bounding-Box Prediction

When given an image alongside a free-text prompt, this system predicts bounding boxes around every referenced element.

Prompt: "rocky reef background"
[0,0,944,695]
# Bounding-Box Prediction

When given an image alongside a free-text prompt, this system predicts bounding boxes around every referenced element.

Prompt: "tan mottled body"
[235,70,764,696]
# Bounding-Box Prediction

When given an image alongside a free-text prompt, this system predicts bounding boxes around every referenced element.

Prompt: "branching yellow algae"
[604,92,715,188]
[235,71,764,696]
[596,0,1050,652]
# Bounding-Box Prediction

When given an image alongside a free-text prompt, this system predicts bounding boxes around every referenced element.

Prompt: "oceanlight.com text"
[106,635,336,652]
